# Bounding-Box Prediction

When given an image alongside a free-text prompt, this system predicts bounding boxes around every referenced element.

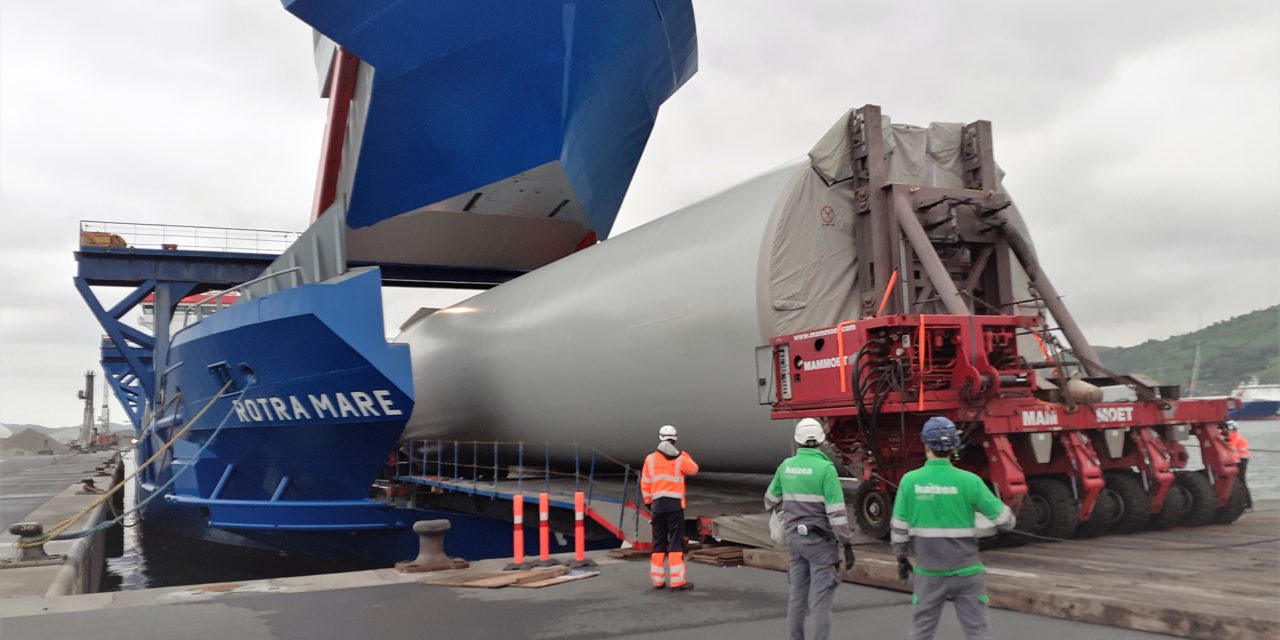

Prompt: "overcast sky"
[1,1,1277,427]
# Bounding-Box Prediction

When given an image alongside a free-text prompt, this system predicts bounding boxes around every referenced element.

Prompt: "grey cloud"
[2,0,1278,424]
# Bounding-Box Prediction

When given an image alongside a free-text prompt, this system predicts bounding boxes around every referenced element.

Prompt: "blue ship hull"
[138,269,419,565]
[1229,400,1280,421]
[284,0,697,238]
[91,2,699,565]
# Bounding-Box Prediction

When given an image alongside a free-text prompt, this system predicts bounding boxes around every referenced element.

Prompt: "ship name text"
[232,390,402,423]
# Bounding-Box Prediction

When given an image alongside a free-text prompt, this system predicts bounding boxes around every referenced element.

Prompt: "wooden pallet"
[607,548,653,560]
[687,545,745,567]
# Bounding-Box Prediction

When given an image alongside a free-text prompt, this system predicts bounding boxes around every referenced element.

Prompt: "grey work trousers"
[909,572,992,640]
[787,532,840,640]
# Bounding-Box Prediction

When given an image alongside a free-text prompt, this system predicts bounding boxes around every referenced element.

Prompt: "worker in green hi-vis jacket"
[891,416,1016,640]
[764,418,855,640]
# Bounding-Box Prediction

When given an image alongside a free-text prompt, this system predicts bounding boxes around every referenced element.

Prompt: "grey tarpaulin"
[761,110,1042,347]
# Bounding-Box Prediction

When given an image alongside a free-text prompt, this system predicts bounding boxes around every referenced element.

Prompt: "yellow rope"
[18,380,235,548]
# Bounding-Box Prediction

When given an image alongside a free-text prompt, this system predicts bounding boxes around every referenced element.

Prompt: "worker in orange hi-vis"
[640,425,699,591]
[1225,421,1253,509]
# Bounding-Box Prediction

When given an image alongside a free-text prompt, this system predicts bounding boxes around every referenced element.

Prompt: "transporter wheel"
[1106,472,1151,534]
[1015,477,1079,540]
[1177,471,1218,526]
[1073,485,1122,539]
[1213,478,1249,525]
[1148,480,1192,530]
[852,482,892,539]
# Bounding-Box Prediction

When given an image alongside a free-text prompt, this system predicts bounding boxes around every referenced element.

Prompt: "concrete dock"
[0,451,121,598]
[745,503,1280,640]
[0,461,1273,639]
[0,453,117,530]
[0,549,1174,640]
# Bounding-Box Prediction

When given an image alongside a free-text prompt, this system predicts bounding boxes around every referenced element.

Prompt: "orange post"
[512,495,525,563]
[569,491,597,567]
[573,492,585,562]
[503,494,527,570]
[539,492,550,561]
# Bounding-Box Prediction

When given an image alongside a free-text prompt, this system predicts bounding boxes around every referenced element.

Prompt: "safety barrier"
[79,220,300,254]
[394,440,651,549]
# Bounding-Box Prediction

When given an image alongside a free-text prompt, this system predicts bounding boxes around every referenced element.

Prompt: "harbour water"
[101,456,342,591]
[1184,420,1279,501]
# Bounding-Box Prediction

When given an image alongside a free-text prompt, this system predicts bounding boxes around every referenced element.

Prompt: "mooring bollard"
[535,492,563,567]
[504,494,529,570]
[570,491,597,568]
[5,522,57,564]
[394,520,469,573]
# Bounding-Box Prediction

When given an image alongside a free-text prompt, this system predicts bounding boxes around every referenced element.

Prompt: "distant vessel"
[1229,377,1280,420]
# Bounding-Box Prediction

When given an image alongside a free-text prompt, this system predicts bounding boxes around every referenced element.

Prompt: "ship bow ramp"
[283,0,698,271]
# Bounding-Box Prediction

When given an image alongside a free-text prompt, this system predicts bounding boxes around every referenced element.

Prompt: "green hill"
[1096,305,1279,396]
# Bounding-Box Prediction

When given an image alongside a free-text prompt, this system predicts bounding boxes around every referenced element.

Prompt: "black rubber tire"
[1213,478,1249,525]
[1177,471,1219,526]
[1074,486,1122,539]
[1148,479,1192,530]
[1107,472,1152,534]
[852,482,892,539]
[1015,477,1079,540]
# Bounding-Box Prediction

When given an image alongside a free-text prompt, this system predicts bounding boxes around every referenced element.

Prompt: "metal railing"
[79,220,301,254]
[177,267,304,328]
[397,439,648,542]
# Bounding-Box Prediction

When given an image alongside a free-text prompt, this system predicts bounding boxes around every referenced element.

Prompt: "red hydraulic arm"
[1130,427,1174,513]
[1058,431,1104,521]
[982,434,1028,507]
[1191,422,1238,507]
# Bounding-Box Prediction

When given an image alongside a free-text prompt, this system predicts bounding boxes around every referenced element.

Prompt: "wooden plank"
[419,567,568,589]
[608,548,652,560]
[516,570,599,588]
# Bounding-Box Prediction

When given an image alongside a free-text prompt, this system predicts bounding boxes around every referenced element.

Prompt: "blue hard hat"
[921,416,959,452]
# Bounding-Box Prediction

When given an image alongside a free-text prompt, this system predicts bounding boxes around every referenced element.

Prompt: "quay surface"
[0,451,121,599]
[746,501,1280,640]
[0,549,1171,640]
[0,452,116,530]
[0,464,1272,639]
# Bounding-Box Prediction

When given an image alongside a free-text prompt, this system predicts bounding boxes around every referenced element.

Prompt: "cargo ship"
[1229,378,1280,420]
[83,0,698,565]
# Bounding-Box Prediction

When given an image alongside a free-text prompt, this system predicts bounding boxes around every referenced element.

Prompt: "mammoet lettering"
[1020,409,1058,427]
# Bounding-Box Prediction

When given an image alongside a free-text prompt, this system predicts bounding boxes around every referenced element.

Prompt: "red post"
[512,495,525,564]
[573,492,586,562]
[538,492,551,563]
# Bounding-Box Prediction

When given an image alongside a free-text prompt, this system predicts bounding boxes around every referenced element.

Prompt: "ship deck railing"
[392,439,772,549]
[79,220,301,255]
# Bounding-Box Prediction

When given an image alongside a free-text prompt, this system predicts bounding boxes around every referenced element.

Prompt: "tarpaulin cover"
[762,111,1039,337]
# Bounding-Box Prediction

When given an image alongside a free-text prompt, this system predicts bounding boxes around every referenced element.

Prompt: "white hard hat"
[658,425,678,442]
[794,418,825,446]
